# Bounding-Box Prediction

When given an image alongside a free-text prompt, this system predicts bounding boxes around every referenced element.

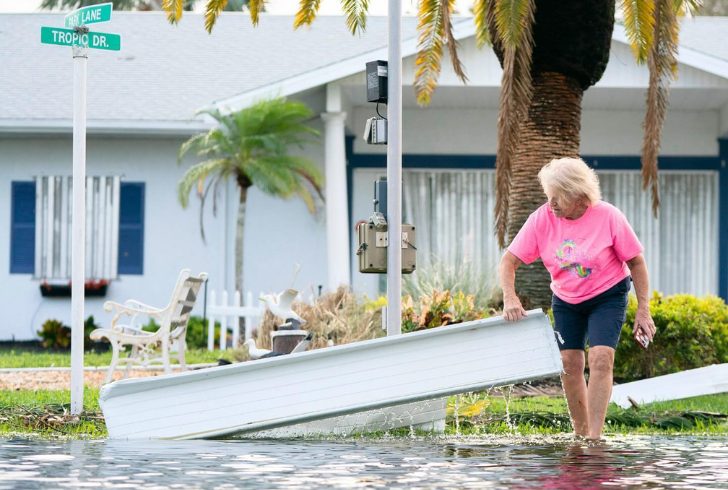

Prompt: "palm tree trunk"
[508,72,583,309]
[236,184,249,343]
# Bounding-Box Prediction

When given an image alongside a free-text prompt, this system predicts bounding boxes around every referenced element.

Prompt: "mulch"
[1,369,172,391]
[2,368,565,396]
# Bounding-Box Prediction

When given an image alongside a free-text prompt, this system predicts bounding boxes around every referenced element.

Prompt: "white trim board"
[610,363,728,409]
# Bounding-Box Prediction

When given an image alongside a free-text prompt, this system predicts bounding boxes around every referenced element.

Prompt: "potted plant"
[39,279,110,297]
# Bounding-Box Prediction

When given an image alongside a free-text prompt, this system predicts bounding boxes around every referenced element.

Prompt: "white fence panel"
[206,289,264,351]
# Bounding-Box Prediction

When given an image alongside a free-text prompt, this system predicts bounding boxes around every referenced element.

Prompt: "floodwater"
[1,435,727,489]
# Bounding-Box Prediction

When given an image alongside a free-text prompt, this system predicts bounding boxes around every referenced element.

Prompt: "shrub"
[186,316,220,349]
[402,290,493,333]
[38,316,101,350]
[139,316,220,349]
[255,287,384,350]
[614,293,728,382]
[403,260,501,310]
[38,319,70,349]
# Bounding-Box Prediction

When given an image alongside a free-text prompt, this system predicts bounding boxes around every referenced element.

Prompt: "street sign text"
[65,2,113,28]
[41,26,121,51]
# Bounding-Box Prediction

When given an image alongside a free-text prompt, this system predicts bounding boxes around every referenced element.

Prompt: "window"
[10,182,36,274]
[9,178,145,277]
[400,169,718,296]
[118,182,145,275]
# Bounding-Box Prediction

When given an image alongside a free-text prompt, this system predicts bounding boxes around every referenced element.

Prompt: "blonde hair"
[538,157,601,205]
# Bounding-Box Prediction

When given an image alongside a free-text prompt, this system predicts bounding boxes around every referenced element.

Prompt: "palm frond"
[177,158,229,208]
[248,0,265,25]
[294,0,321,29]
[493,0,532,48]
[620,0,655,63]
[197,177,218,243]
[179,98,322,241]
[342,0,369,35]
[493,0,535,247]
[473,0,493,48]
[414,0,445,106]
[178,132,212,162]
[204,0,228,33]
[641,0,679,217]
[293,162,326,202]
[675,0,702,15]
[296,186,318,214]
[442,0,468,84]
[162,0,184,24]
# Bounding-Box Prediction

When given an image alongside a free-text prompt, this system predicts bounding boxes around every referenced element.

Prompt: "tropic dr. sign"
[64,2,112,28]
[40,26,121,51]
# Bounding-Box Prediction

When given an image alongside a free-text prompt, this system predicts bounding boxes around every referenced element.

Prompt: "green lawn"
[2,388,726,439]
[447,392,728,436]
[0,347,237,368]
[0,389,104,438]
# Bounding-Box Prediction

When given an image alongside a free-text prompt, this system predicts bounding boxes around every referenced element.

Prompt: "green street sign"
[41,26,121,51]
[65,2,112,28]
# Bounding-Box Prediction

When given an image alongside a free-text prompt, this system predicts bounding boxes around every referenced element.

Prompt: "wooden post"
[232,290,241,348]
[244,291,254,342]
[219,290,228,351]
[207,290,216,351]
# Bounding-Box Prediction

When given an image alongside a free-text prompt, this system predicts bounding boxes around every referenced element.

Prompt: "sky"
[0,0,476,16]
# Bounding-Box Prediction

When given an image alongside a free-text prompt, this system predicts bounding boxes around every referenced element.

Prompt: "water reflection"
[0,435,727,489]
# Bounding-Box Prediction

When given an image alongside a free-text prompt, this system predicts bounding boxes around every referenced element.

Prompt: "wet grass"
[447,391,728,436]
[0,389,105,439]
[2,389,727,439]
[0,348,236,368]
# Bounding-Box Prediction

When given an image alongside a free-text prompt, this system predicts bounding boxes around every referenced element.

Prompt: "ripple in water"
[0,435,727,489]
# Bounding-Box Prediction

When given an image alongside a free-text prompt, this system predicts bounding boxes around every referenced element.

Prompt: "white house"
[1,13,727,341]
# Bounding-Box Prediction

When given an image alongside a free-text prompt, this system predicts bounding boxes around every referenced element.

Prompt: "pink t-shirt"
[508,201,643,304]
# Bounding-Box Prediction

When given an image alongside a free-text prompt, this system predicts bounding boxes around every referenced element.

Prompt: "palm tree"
[39,0,249,13]
[486,0,698,308]
[178,97,323,297]
[164,0,700,308]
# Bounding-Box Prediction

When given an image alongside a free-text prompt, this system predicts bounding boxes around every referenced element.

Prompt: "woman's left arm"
[626,254,656,341]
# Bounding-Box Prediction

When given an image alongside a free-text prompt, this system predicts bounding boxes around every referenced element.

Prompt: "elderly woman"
[498,157,656,440]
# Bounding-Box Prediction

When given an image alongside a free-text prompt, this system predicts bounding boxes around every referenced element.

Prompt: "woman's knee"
[561,350,585,375]
[588,347,615,374]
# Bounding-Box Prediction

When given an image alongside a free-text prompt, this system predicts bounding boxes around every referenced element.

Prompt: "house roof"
[1,13,727,134]
[612,17,728,80]
[678,16,728,63]
[0,13,434,133]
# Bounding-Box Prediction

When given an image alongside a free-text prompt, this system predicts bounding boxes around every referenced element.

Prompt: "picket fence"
[205,290,264,351]
[205,289,321,351]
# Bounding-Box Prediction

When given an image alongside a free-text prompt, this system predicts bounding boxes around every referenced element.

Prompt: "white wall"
[350,106,720,157]
[0,133,328,340]
[348,105,721,298]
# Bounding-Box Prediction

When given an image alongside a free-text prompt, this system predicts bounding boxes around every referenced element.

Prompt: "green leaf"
[294,0,321,29]
[204,0,229,33]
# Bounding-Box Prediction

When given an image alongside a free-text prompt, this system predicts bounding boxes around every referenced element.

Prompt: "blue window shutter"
[10,182,36,274]
[118,182,145,275]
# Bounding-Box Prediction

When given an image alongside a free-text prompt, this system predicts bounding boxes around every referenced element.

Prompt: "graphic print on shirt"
[554,239,592,278]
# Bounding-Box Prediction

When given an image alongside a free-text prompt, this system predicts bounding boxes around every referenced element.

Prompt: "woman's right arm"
[499,251,528,321]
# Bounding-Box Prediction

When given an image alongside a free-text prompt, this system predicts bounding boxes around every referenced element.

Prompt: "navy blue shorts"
[551,277,631,351]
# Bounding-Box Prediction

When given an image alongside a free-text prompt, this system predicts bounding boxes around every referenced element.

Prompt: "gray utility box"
[357,222,416,273]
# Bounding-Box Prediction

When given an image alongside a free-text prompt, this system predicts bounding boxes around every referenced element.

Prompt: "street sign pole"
[386,0,402,336]
[42,1,119,416]
[70,40,88,415]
